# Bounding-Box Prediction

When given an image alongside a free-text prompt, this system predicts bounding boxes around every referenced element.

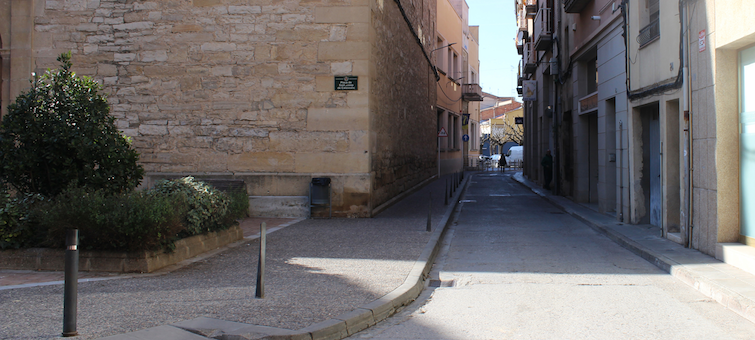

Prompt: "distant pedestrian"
[541,150,553,190]
[499,154,507,171]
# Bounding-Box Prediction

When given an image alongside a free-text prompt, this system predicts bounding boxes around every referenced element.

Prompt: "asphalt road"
[354,171,755,340]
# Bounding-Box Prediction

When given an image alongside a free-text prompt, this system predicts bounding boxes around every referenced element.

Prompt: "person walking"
[541,150,553,190]
[499,153,507,172]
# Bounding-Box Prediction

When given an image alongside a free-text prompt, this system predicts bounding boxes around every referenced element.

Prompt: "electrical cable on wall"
[621,0,689,100]
[393,0,440,81]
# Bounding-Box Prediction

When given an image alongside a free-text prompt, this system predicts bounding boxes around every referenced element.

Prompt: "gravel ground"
[0,175,456,340]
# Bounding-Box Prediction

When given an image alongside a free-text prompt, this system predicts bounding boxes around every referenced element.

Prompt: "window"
[447,115,453,149]
[447,49,453,77]
[587,57,598,94]
[452,52,459,81]
[437,109,444,149]
[471,70,477,84]
[436,37,446,74]
[638,0,660,48]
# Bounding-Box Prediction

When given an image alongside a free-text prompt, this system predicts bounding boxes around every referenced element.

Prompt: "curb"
[511,173,755,325]
[169,174,472,340]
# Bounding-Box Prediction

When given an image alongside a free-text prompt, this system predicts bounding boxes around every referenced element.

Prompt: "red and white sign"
[699,30,706,52]
[438,127,448,137]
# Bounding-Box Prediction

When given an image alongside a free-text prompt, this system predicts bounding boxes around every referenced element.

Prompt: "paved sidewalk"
[0,173,470,340]
[0,218,301,290]
[513,172,755,325]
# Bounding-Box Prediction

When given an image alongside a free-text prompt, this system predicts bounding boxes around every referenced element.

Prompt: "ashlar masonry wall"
[22,0,437,217]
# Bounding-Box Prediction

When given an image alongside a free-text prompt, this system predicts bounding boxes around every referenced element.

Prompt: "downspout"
[681,0,693,248]
[620,120,624,222]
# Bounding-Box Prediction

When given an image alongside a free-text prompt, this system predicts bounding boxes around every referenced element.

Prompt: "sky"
[466,0,520,99]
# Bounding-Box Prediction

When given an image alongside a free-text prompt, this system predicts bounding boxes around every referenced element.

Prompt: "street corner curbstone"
[97,325,211,340]
[298,318,348,340]
[389,281,422,310]
[172,317,307,340]
[360,296,396,323]
[334,308,375,335]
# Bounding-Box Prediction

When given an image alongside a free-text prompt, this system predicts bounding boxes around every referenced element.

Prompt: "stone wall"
[17,0,437,217]
[369,0,438,209]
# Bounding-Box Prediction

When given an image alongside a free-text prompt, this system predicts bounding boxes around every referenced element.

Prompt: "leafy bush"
[226,189,250,221]
[0,188,47,249]
[153,177,246,235]
[36,187,187,251]
[0,52,143,197]
[0,178,249,252]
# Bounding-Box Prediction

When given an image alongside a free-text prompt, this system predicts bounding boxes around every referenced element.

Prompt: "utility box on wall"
[310,178,332,218]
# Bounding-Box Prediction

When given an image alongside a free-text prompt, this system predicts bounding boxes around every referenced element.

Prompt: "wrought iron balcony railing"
[637,19,660,48]
[523,42,537,74]
[534,7,552,51]
[579,91,598,115]
[525,0,537,16]
[462,84,484,101]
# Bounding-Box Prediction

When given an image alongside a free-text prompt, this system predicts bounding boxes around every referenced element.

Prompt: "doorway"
[640,104,661,226]
[740,45,755,241]
[588,112,598,204]
[603,98,617,214]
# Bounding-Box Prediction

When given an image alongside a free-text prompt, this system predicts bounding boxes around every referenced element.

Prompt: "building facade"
[516,0,755,276]
[435,0,482,174]
[683,0,755,267]
[0,0,442,218]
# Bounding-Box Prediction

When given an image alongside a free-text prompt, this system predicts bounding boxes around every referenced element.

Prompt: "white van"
[505,146,523,167]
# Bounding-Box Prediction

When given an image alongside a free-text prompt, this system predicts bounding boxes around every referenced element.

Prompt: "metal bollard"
[62,229,79,337]
[427,194,432,232]
[444,180,449,205]
[256,222,266,298]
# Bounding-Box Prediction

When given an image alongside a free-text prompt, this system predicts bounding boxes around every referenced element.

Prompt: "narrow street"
[355,171,755,339]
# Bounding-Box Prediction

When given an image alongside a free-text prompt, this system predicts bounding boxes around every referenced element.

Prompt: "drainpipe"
[681,0,693,248]
[619,121,624,222]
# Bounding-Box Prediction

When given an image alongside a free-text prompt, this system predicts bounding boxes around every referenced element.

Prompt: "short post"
[445,180,449,205]
[62,229,79,337]
[255,222,266,299]
[426,194,432,232]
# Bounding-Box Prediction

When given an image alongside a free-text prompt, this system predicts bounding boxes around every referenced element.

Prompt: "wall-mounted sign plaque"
[335,76,358,91]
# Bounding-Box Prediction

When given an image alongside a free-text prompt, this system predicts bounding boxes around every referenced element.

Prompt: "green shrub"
[37,187,187,251]
[1,177,249,252]
[0,188,47,249]
[0,52,143,197]
[226,189,250,221]
[153,177,242,235]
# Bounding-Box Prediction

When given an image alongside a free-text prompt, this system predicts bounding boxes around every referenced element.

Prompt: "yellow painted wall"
[628,0,680,89]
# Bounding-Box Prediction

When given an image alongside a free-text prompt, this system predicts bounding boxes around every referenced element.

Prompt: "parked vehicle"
[506,146,523,167]
[491,154,502,167]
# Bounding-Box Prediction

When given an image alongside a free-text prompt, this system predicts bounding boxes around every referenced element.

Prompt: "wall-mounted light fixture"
[431,42,457,52]
[591,16,601,20]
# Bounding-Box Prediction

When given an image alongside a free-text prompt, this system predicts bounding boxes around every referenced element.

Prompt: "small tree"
[488,121,524,151]
[0,52,143,197]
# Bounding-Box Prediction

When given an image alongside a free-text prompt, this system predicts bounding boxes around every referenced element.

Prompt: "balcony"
[517,61,524,86]
[462,84,484,101]
[516,30,527,55]
[579,91,598,115]
[517,8,528,32]
[533,8,552,51]
[525,0,537,17]
[637,19,660,49]
[523,42,537,75]
[562,0,590,13]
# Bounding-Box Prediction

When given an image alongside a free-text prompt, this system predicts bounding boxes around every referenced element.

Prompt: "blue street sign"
[462,134,470,142]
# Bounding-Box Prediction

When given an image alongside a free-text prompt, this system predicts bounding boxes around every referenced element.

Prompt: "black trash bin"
[310,177,331,218]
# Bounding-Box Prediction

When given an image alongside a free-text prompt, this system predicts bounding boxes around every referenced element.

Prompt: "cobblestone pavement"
[0,174,459,339]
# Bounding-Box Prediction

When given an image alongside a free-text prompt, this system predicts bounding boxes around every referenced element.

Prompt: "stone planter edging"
[0,225,243,273]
